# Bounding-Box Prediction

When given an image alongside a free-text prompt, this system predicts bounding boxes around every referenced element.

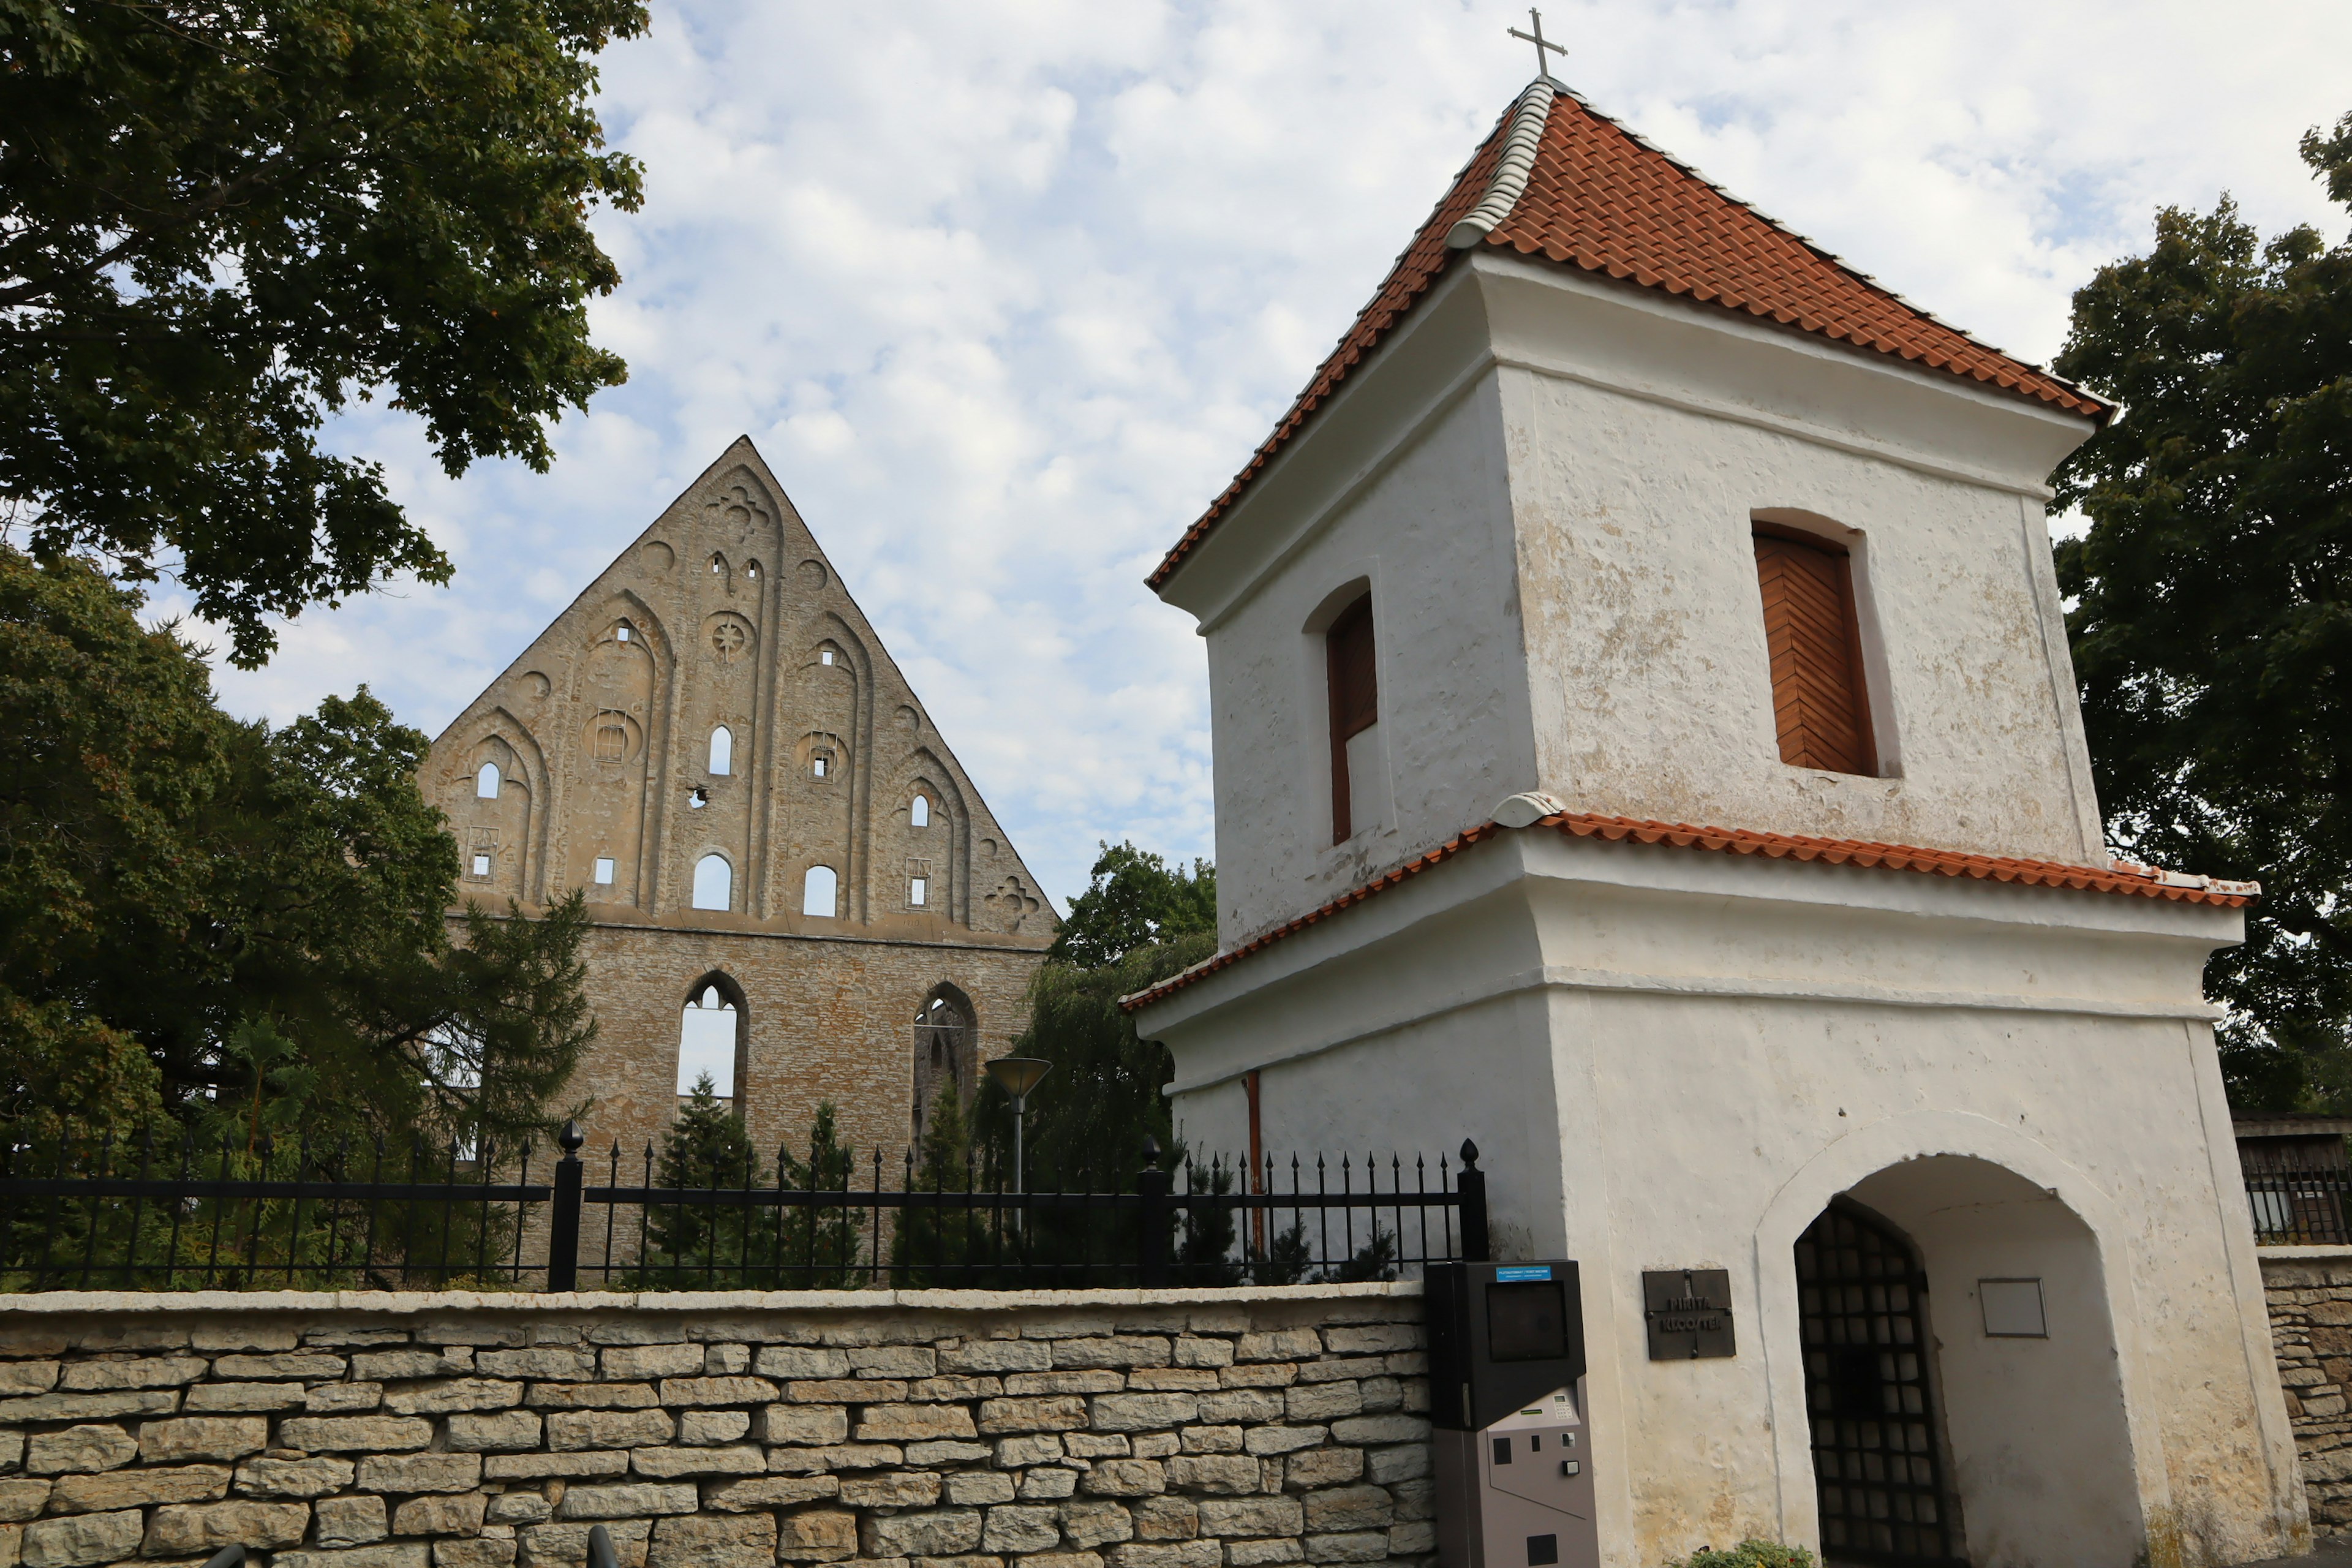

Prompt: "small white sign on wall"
[1980,1278,2048,1338]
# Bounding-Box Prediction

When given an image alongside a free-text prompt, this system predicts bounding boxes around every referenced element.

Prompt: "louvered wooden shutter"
[1754,529,1876,776]
[1326,596,1378,843]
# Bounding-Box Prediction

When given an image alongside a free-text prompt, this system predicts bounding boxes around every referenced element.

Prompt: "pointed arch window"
[692,854,733,911]
[709,726,734,775]
[802,865,838,918]
[476,762,502,799]
[911,793,931,828]
[677,984,738,1099]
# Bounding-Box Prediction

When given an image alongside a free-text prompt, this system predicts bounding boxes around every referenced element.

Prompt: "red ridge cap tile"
[1118,812,2252,1014]
[1147,83,2109,594]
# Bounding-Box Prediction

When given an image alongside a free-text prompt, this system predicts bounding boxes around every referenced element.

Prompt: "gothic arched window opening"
[710,726,734,775]
[692,854,733,911]
[476,762,501,799]
[911,987,976,1144]
[802,865,837,918]
[911,793,930,828]
[677,982,740,1100]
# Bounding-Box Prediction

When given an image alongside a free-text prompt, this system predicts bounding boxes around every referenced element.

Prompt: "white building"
[1128,78,2302,1568]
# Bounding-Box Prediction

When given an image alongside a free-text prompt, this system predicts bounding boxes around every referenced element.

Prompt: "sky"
[170,0,2352,911]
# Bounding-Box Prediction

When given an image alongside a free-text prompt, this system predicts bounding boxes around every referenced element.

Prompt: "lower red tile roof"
[1119,812,2255,1012]
[1148,81,2109,594]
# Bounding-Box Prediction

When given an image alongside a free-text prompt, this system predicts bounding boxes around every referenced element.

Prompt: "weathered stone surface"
[646,1513,775,1568]
[316,1496,390,1547]
[486,1495,553,1526]
[944,1472,1016,1506]
[628,1446,764,1479]
[1019,1469,1079,1502]
[1242,1427,1327,1458]
[861,1509,982,1559]
[1025,1554,1106,1568]
[483,1452,628,1481]
[277,1547,432,1568]
[1053,1340,1170,1372]
[212,1354,345,1381]
[846,1346,936,1378]
[449,1411,544,1452]
[1197,1392,1284,1425]
[1126,1370,1218,1395]
[1283,1385,1361,1423]
[1300,1533,1385,1564]
[1090,1395,1197,1433]
[21,1509,142,1568]
[1325,1415,1425,1447]
[0,1431,21,1472]
[526,1383,657,1411]
[26,1427,136,1476]
[981,1506,1062,1554]
[977,1397,1087,1435]
[554,1483,698,1520]
[1283,1451,1363,1490]
[393,1493,489,1537]
[908,1375,1002,1404]
[654,1377,774,1408]
[1133,1434,1180,1461]
[138,1417,268,1463]
[1234,1332,1320,1363]
[351,1349,472,1381]
[1178,1427,1243,1457]
[1129,1498,1197,1542]
[1320,1326,1417,1357]
[0,1364,57,1397]
[698,1476,839,1513]
[1170,1340,1234,1371]
[50,1464,226,1513]
[1300,1488,1390,1534]
[235,1456,355,1498]
[758,1406,848,1446]
[1005,1373,1124,1398]
[995,1436,1065,1468]
[763,1444,900,1476]
[477,1349,595,1380]
[58,1356,206,1391]
[276,1416,433,1453]
[436,1539,519,1568]
[749,1348,850,1380]
[772,1510,858,1564]
[143,1500,310,1553]
[1387,1520,1435,1555]
[1227,1540,1303,1566]
[0,1483,47,1524]
[354,1453,483,1494]
[307,1382,385,1413]
[1066,1434,1131,1460]
[1163,1456,1261,1496]
[519,1521,649,1568]
[1106,1542,1220,1568]
[186,1381,307,1412]
[856,1404,977,1442]
[1057,1503,1134,1550]
[939,1341,1048,1376]
[1201,1498,1303,1538]
[674,1410,748,1446]
[1081,1462,1165,1499]
[780,1379,905,1405]
[548,1409,673,1451]
[838,1473,943,1509]
[384,1378,524,1415]
[1363,1446,1425,1485]
[600,1345,703,1381]
[0,1392,175,1425]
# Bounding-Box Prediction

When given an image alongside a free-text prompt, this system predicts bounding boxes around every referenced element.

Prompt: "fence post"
[1138,1136,1170,1289]
[1457,1139,1490,1263]
[547,1121,584,1292]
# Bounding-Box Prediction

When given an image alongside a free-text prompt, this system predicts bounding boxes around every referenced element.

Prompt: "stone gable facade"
[423,440,1054,1165]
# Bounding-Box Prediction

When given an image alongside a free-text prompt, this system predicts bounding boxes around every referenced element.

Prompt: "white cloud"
[172,0,2352,907]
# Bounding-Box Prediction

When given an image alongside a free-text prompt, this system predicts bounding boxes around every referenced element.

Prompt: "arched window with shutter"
[1753,525,1877,776]
[1325,594,1378,843]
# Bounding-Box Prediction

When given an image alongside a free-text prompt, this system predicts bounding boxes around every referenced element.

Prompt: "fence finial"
[559,1120,584,1154]
[1460,1139,1480,1169]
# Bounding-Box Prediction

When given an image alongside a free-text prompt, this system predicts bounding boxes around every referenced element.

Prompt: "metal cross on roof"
[1507,7,1566,81]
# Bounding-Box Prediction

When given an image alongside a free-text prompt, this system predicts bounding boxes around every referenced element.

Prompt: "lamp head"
[986,1056,1053,1101]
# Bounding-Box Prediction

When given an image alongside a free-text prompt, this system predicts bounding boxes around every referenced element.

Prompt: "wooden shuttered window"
[1753,527,1877,776]
[1326,595,1378,843]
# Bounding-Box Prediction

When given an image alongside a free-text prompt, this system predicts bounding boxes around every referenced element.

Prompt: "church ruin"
[422,440,1054,1167]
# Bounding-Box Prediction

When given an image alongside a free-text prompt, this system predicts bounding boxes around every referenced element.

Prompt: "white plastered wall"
[1139,835,2304,1567]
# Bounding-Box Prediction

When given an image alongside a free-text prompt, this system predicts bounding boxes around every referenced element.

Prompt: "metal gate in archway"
[1794,1202,1967,1567]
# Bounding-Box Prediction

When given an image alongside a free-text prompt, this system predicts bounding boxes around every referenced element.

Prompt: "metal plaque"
[1642,1268,1735,1360]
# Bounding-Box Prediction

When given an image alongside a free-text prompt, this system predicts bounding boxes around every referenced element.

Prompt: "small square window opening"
[593,857,616,885]
[813,755,828,778]
[820,648,835,666]
[616,625,630,642]
[471,853,492,877]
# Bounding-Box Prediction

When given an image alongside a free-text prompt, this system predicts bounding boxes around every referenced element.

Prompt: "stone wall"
[2261,1250,2352,1534]
[0,1287,1431,1568]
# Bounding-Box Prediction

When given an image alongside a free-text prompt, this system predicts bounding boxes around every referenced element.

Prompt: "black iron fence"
[2246,1162,2352,1246]
[0,1122,1490,1292]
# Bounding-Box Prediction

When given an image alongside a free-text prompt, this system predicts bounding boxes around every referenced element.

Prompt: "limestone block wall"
[0,1288,1431,1568]
[2263,1251,2352,1535]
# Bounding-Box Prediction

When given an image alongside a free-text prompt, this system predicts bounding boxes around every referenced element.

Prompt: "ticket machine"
[1428,1261,1599,1568]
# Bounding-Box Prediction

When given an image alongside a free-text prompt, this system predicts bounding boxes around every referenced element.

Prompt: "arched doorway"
[911,986,976,1146]
[1795,1201,1963,1566]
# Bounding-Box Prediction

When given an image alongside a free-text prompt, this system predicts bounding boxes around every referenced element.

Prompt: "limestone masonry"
[422,441,1055,1164]
[0,1288,1430,1568]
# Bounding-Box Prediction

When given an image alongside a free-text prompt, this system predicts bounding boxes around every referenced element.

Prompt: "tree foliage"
[0,0,646,664]
[1047,842,1216,968]
[2051,110,2352,1109]
[0,547,592,1149]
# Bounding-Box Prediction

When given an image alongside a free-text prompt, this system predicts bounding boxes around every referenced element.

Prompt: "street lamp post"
[985,1057,1053,1232]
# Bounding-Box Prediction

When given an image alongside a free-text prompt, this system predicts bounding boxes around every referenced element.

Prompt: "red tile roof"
[1119,812,2254,1012]
[1148,82,2108,592]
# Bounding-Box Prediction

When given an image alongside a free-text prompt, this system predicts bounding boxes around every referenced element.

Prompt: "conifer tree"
[891,1083,989,1286]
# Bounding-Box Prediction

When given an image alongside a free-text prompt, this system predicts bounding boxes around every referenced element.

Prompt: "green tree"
[0,548,594,1154]
[635,1075,756,1281]
[774,1102,864,1287]
[891,1081,989,1286]
[1047,842,1216,968]
[0,0,646,665]
[2051,108,2352,1109]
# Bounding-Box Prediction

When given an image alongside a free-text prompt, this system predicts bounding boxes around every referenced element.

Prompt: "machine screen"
[1487,1280,1570,1362]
